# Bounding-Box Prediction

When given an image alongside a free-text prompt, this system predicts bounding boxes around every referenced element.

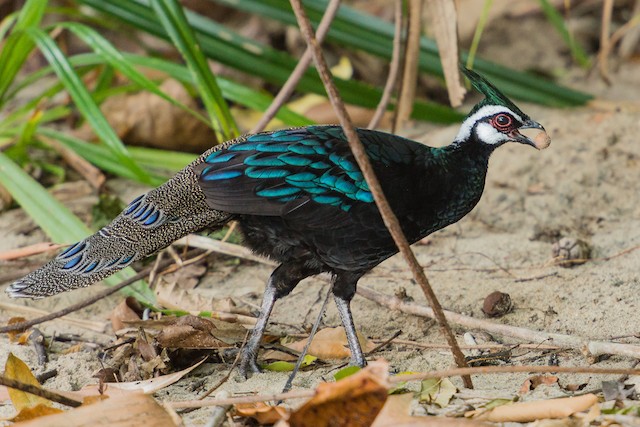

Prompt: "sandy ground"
[1,13,640,426]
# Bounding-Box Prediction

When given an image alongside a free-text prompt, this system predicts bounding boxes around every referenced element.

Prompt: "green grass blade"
[58,21,209,125]
[0,0,47,105]
[212,0,592,107]
[77,0,463,123]
[151,0,238,140]
[25,27,153,184]
[537,0,590,68]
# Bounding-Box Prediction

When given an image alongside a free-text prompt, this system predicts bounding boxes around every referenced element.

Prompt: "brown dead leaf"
[285,327,374,359]
[519,375,559,394]
[156,315,228,349]
[6,317,29,343]
[82,79,216,153]
[286,360,390,427]
[12,403,63,422]
[13,392,178,427]
[261,349,298,362]
[110,297,143,332]
[235,402,288,425]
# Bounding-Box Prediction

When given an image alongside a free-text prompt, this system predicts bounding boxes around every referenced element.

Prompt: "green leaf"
[333,365,361,381]
[214,0,592,107]
[538,0,590,68]
[58,21,209,125]
[25,27,153,185]
[77,0,463,123]
[419,378,456,407]
[150,0,238,140]
[0,0,47,105]
[262,355,317,372]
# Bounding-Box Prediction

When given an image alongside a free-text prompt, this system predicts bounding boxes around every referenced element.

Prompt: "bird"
[6,68,549,376]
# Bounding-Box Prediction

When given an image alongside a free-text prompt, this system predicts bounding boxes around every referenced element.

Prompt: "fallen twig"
[0,374,82,408]
[0,302,109,334]
[173,234,276,266]
[166,364,640,409]
[358,286,640,359]
[0,242,63,261]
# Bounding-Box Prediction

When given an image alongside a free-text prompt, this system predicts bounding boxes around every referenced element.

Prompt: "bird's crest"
[461,66,529,121]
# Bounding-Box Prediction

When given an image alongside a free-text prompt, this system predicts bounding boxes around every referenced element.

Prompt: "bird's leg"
[239,262,317,378]
[332,273,366,368]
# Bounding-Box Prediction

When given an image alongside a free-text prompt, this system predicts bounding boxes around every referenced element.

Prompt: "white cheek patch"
[475,122,509,145]
[454,105,523,143]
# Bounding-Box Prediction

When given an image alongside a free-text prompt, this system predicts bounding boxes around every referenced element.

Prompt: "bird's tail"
[6,164,230,298]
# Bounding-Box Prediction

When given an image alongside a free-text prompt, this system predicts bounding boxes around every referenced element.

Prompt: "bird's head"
[454,67,550,150]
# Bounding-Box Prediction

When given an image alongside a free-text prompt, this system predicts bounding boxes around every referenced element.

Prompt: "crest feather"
[460,66,529,121]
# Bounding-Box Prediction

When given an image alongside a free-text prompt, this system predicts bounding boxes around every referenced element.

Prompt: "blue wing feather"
[196,126,421,218]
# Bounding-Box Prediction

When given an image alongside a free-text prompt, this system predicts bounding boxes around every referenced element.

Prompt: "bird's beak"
[509,119,551,150]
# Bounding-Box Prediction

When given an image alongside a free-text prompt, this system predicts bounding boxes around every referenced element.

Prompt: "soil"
[1,11,640,426]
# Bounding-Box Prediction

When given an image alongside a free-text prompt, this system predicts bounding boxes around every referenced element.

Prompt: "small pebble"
[482,291,512,317]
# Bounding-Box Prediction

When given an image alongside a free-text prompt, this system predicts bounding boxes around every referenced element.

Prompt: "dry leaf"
[235,402,288,425]
[75,358,207,398]
[109,297,143,332]
[285,327,374,359]
[12,403,63,422]
[426,0,465,107]
[372,393,485,426]
[471,394,598,422]
[6,317,29,343]
[519,375,559,394]
[286,360,390,427]
[13,392,178,427]
[156,315,228,349]
[419,377,457,407]
[91,79,216,153]
[4,353,53,413]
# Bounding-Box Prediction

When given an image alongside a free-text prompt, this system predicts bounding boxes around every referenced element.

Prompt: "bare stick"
[289,0,473,388]
[167,364,640,409]
[0,374,82,407]
[250,0,342,134]
[0,249,203,334]
[388,365,640,384]
[368,0,403,129]
[358,286,640,359]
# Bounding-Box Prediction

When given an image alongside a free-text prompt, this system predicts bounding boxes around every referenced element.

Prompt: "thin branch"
[0,374,82,408]
[250,0,342,134]
[393,0,423,131]
[288,0,473,388]
[166,364,640,409]
[368,0,403,129]
[357,286,640,359]
[388,365,640,384]
[0,249,204,334]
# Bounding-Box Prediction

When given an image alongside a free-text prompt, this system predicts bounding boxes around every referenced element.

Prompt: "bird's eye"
[492,114,512,130]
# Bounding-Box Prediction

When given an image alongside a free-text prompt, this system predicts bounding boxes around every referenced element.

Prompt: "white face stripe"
[453,105,524,144]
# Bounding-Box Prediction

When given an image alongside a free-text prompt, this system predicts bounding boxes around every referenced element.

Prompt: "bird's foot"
[349,354,368,369]
[238,350,262,379]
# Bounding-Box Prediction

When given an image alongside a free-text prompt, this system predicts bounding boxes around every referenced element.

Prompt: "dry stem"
[289,0,472,388]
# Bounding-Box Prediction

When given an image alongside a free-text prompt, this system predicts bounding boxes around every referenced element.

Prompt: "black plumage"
[7,68,549,376]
